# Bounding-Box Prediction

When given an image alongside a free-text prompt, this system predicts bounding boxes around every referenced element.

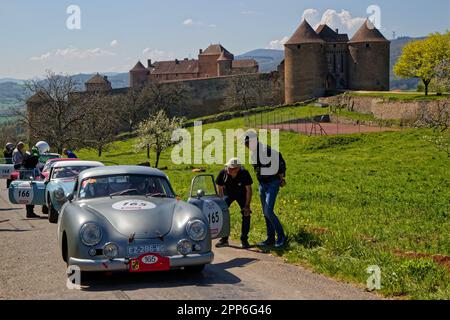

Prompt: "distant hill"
[236,49,284,73]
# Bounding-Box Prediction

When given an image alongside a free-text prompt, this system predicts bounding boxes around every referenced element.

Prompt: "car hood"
[52,179,76,193]
[81,197,177,239]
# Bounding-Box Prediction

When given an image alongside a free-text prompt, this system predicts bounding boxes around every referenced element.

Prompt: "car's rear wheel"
[185,264,205,273]
[48,203,58,224]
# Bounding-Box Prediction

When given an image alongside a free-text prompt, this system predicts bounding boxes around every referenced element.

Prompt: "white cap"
[225,157,242,169]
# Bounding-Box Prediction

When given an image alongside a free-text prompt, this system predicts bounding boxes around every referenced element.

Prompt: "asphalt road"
[0,186,380,300]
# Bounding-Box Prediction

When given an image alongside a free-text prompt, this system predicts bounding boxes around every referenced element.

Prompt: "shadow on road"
[81,258,259,292]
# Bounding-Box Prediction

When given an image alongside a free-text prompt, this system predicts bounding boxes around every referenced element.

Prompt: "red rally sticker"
[129,253,170,272]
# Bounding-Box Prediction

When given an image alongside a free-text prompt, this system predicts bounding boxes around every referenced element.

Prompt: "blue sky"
[0,0,448,79]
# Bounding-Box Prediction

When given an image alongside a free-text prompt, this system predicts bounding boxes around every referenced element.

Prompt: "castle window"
[333,44,337,48]
[341,54,344,73]
[366,43,370,48]
[297,45,301,49]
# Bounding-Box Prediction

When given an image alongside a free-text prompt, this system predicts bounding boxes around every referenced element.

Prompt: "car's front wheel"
[42,205,48,215]
[185,264,205,273]
[48,202,58,224]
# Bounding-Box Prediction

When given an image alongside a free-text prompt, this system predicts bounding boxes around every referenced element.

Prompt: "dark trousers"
[221,195,250,243]
[26,205,35,216]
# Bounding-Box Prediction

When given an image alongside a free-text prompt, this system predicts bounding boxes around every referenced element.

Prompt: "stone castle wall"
[318,95,449,121]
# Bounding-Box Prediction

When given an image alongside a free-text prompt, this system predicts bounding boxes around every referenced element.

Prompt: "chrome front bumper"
[68,252,214,272]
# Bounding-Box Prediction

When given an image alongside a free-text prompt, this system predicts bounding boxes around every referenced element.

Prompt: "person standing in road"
[215,158,253,249]
[3,142,14,188]
[12,142,25,170]
[245,131,287,248]
[21,149,41,219]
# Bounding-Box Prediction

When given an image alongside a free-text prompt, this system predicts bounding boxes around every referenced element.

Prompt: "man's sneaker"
[256,239,275,247]
[215,239,229,248]
[241,240,251,249]
[275,237,287,248]
[26,212,40,219]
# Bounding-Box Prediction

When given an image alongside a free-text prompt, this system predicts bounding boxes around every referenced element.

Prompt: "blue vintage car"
[9,160,104,223]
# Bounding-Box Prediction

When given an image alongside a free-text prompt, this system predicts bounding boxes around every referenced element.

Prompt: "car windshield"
[78,174,175,199]
[52,166,96,180]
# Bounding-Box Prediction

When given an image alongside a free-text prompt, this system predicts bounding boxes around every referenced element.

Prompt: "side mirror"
[196,189,205,198]
[66,193,74,202]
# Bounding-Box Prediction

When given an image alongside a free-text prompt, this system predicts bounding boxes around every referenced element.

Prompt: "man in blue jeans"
[245,131,287,248]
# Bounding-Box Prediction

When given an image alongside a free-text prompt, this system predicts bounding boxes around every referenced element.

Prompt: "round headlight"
[80,223,102,246]
[177,239,193,256]
[54,188,66,201]
[186,220,207,241]
[103,242,119,259]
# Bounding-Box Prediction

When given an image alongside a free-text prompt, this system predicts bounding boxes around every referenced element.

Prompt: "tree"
[143,81,190,117]
[394,31,450,96]
[134,110,184,168]
[224,75,258,110]
[78,93,121,157]
[115,87,149,133]
[18,70,87,153]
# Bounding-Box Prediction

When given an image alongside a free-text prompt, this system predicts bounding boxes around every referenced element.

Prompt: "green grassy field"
[77,105,450,299]
[347,91,450,101]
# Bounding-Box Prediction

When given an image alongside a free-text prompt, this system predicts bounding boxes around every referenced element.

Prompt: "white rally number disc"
[203,200,223,238]
[14,182,34,204]
[112,200,156,211]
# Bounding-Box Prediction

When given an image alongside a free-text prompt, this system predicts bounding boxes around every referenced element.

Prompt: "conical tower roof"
[130,61,148,72]
[349,20,389,43]
[285,20,325,45]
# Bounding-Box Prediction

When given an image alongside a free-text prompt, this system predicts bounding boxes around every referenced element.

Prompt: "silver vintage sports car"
[58,166,230,274]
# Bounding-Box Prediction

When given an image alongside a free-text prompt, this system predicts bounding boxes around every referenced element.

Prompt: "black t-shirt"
[216,168,253,199]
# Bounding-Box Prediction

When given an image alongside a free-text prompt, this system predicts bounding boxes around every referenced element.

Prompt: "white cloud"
[267,36,289,50]
[301,8,366,34]
[142,48,175,62]
[183,18,216,28]
[110,40,118,48]
[30,52,52,61]
[183,18,195,26]
[31,47,116,61]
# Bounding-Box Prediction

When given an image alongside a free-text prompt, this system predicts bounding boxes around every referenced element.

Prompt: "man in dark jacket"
[245,131,287,248]
[215,158,253,249]
[21,151,40,219]
[3,143,14,188]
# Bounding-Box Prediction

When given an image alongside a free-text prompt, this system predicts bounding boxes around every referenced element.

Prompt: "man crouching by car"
[215,158,253,249]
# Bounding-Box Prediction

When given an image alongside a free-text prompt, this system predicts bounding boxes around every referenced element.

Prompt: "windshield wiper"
[110,189,138,198]
[145,192,168,198]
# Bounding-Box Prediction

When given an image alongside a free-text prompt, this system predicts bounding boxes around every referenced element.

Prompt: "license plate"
[129,253,170,272]
[128,244,164,256]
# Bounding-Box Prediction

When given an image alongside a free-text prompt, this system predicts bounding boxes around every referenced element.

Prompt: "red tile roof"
[152,59,199,75]
[200,44,233,58]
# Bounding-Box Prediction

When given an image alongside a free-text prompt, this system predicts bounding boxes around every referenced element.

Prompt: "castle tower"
[348,20,390,91]
[129,61,150,88]
[85,73,113,92]
[217,51,232,76]
[284,20,327,104]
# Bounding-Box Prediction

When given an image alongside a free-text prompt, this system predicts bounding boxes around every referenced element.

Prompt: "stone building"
[283,19,390,104]
[85,73,113,92]
[130,44,258,88]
